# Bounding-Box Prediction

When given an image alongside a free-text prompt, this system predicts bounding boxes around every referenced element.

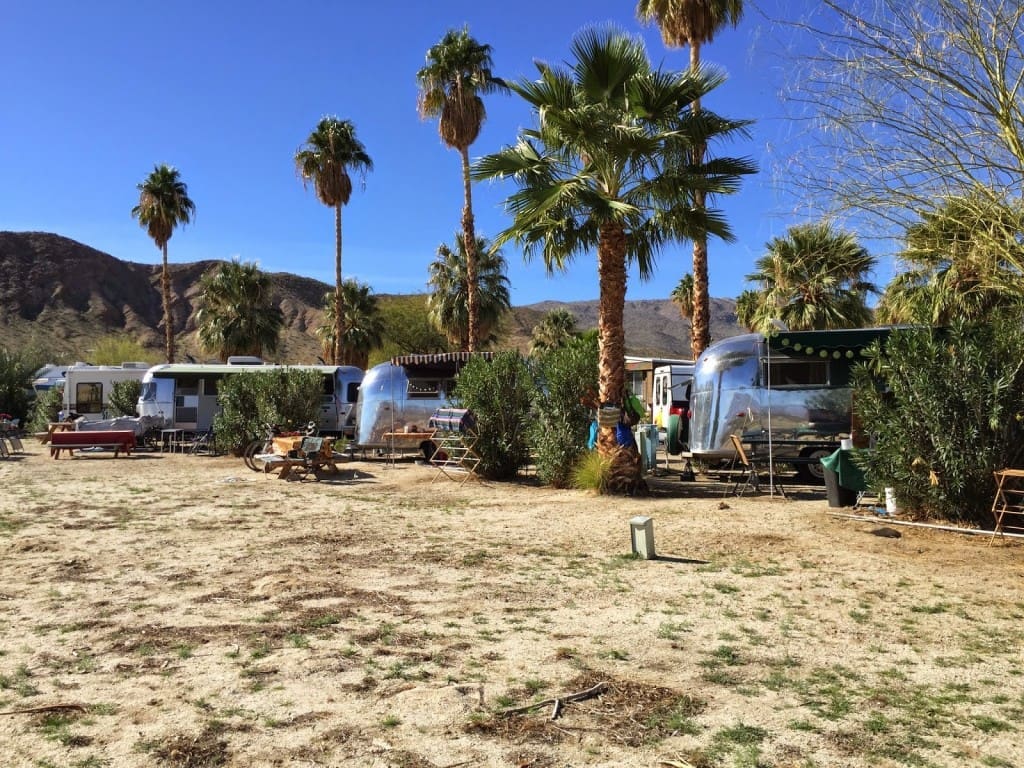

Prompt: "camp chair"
[728,434,764,496]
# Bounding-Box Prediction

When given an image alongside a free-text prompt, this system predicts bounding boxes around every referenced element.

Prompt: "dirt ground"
[1,444,1023,768]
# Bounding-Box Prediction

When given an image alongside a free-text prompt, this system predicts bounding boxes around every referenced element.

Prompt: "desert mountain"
[0,231,742,363]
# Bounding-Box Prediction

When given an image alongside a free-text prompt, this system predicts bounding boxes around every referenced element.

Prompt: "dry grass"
[0,447,1022,767]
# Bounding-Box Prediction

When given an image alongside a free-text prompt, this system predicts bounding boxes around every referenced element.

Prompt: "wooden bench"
[50,430,136,459]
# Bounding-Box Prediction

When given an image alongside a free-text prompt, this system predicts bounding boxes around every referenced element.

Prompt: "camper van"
[354,352,493,452]
[651,363,695,454]
[137,362,363,435]
[61,362,152,421]
[688,329,890,481]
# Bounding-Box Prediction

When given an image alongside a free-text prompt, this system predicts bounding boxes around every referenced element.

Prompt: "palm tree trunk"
[689,40,712,360]
[596,222,640,492]
[335,203,344,366]
[162,244,175,363]
[460,145,479,353]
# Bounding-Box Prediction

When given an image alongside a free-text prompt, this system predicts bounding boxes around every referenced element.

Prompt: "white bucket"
[884,487,899,515]
[840,438,854,450]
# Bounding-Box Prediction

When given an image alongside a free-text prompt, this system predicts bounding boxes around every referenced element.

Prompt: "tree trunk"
[596,222,641,493]
[334,203,345,366]
[162,244,175,363]
[689,40,711,360]
[460,145,478,353]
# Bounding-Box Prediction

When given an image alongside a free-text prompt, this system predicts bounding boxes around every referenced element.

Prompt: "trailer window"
[75,382,103,414]
[763,360,830,387]
[202,377,219,396]
[346,382,360,403]
[174,375,201,395]
[408,378,446,398]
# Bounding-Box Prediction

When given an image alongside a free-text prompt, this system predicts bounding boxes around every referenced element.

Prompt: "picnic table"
[50,429,136,458]
[259,436,341,480]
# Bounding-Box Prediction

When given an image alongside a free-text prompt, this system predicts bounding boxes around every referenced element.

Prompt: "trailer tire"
[796,447,830,484]
[666,414,683,456]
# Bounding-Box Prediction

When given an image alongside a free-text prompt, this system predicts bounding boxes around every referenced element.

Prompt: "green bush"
[0,346,48,426]
[108,379,142,417]
[530,335,599,487]
[214,368,324,453]
[852,317,1024,525]
[451,351,533,480]
[571,449,611,493]
[28,387,62,433]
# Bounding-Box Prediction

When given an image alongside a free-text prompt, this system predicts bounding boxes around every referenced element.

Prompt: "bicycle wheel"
[243,439,266,472]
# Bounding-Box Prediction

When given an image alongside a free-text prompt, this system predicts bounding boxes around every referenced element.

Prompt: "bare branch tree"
[778,0,1024,235]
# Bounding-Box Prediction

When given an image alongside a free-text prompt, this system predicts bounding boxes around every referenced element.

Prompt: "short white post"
[629,515,656,559]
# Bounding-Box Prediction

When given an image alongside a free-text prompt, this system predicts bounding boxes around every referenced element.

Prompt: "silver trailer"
[354,352,493,454]
[688,329,890,481]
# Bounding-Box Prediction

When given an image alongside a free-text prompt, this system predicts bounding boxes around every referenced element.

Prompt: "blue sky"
[1,0,846,307]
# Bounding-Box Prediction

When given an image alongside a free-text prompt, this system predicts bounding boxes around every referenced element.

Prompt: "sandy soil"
[1,444,1023,768]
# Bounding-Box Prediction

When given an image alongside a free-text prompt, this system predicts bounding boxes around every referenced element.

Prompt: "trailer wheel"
[796,447,830,484]
[666,414,683,455]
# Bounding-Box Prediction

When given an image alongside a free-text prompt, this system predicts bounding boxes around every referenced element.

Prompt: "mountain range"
[0,231,743,363]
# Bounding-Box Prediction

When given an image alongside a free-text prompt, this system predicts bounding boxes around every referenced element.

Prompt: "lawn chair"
[728,434,764,496]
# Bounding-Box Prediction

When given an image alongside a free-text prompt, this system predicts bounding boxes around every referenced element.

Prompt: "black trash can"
[824,466,857,508]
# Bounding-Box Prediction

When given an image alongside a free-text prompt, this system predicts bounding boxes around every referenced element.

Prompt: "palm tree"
[637,0,745,361]
[316,280,385,369]
[195,260,284,361]
[669,273,694,322]
[734,289,760,332]
[131,164,196,363]
[876,193,1024,325]
[474,27,754,490]
[530,309,579,355]
[743,222,876,331]
[426,233,511,349]
[295,117,373,366]
[417,28,509,353]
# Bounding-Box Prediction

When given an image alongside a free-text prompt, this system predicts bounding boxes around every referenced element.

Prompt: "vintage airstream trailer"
[137,361,363,435]
[354,352,494,453]
[688,329,891,481]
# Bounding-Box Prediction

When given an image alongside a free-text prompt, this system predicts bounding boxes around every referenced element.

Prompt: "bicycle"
[243,421,318,472]
[243,423,280,472]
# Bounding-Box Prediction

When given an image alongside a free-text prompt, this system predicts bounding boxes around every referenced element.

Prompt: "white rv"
[61,362,152,421]
[137,361,363,436]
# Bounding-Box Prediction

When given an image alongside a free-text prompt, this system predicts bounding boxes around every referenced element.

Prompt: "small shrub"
[572,450,611,493]
[108,379,142,416]
[214,368,323,452]
[28,386,63,433]
[0,346,48,426]
[530,336,599,487]
[451,351,533,480]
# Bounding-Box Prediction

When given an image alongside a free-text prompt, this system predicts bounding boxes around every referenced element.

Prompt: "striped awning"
[390,351,496,367]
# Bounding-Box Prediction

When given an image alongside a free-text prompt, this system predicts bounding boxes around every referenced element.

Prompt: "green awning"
[767,328,893,360]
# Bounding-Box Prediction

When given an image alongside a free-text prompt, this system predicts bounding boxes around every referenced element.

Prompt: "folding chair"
[728,434,762,496]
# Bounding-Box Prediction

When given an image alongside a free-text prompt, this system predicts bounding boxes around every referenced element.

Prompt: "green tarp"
[821,448,868,492]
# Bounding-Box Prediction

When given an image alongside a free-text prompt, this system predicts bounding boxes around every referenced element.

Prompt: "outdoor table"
[160,428,184,453]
